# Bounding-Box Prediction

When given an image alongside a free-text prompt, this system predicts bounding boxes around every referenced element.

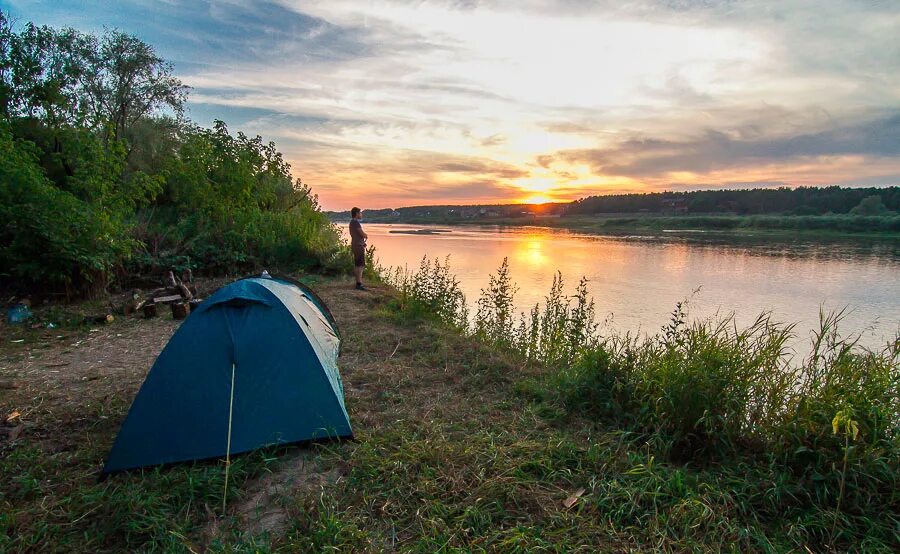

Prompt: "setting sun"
[521,194,553,205]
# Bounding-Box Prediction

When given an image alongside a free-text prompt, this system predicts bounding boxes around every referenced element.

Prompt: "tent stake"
[223,362,236,513]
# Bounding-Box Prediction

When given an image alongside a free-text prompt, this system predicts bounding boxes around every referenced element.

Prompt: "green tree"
[1,14,339,294]
[78,29,188,141]
[0,122,138,294]
[1,15,90,126]
[849,195,889,215]
[0,13,186,137]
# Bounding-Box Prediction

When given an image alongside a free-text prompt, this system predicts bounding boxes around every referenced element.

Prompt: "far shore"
[331,213,900,239]
[387,228,453,235]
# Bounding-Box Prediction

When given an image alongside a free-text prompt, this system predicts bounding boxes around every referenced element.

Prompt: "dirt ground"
[0,275,518,548]
[0,279,231,450]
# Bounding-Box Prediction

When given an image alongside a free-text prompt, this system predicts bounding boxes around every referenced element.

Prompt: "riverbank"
[341,213,900,238]
[0,276,538,551]
[1,275,897,551]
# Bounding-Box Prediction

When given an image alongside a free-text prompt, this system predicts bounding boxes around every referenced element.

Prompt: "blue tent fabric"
[103,277,352,473]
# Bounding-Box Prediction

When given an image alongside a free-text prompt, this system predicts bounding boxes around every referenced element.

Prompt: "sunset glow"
[520,195,553,205]
[11,0,900,209]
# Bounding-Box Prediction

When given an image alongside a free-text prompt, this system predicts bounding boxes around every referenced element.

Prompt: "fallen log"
[177,283,193,301]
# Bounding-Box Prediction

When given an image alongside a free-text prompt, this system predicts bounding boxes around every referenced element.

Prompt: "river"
[349,223,900,353]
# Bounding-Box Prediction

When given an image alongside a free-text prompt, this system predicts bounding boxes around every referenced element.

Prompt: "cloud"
[480,134,506,147]
[5,0,900,208]
[555,111,900,179]
[434,160,528,179]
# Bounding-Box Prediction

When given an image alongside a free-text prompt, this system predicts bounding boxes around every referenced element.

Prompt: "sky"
[3,0,900,210]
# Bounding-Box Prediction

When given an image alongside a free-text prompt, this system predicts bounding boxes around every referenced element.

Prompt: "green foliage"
[563,213,900,234]
[550,309,900,549]
[474,257,517,348]
[850,194,891,216]
[130,120,341,275]
[78,29,188,139]
[568,185,900,216]
[385,257,599,367]
[570,313,776,454]
[382,259,900,550]
[0,13,186,135]
[0,122,139,292]
[514,273,598,366]
[1,14,341,294]
[384,255,469,328]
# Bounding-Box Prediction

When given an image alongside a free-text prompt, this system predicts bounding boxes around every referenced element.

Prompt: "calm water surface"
[352,223,900,352]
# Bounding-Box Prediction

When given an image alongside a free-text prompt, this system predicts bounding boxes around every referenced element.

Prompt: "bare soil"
[0,275,521,548]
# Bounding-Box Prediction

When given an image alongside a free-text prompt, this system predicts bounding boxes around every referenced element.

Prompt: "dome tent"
[103,275,352,474]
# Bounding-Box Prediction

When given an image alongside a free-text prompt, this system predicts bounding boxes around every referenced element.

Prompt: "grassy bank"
[381,258,900,551]
[2,269,898,551]
[349,213,900,238]
[549,214,900,237]
[546,214,900,237]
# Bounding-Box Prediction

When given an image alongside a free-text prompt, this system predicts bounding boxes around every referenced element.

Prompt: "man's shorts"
[352,243,366,268]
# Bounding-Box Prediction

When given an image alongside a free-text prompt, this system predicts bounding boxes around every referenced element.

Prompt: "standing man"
[349,207,368,290]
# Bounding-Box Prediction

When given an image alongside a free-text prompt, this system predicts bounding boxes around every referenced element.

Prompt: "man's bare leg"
[353,266,363,286]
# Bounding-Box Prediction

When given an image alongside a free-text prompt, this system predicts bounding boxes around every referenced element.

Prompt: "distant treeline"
[329,186,899,224]
[1,14,344,297]
[328,203,567,221]
[567,186,899,216]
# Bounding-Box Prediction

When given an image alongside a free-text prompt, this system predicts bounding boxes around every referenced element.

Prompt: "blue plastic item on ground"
[7,304,32,325]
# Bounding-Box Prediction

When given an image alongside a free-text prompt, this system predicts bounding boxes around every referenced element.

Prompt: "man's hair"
[351,207,361,218]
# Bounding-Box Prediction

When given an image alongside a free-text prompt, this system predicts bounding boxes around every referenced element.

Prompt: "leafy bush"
[0,123,139,294]
[1,15,344,295]
[382,259,900,549]
[513,273,598,366]
[474,257,517,348]
[130,120,342,276]
[849,195,891,216]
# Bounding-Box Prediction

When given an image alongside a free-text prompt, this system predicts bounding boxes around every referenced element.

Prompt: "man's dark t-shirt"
[349,219,365,246]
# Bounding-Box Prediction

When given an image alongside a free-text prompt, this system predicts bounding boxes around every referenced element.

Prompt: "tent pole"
[222,361,236,513]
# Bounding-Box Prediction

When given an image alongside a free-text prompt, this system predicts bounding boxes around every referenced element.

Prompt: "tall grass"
[383,255,469,329]
[385,256,599,366]
[381,255,900,549]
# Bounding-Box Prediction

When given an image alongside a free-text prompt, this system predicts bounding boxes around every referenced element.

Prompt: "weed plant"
[383,256,469,329]
[382,256,900,550]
